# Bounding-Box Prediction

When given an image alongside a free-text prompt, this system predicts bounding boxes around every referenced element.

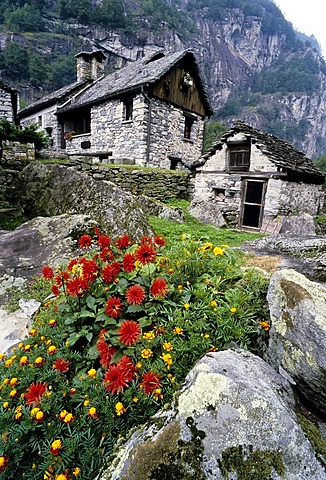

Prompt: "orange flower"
[125,285,146,305]
[50,439,62,456]
[118,320,141,346]
[47,346,57,355]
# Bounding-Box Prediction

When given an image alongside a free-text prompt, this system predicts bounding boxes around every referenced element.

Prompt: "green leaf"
[65,316,76,325]
[86,332,93,342]
[87,345,99,360]
[79,310,95,318]
[126,304,143,313]
[86,295,97,312]
[103,318,117,327]
[138,316,153,328]
[67,332,82,346]
[110,351,124,364]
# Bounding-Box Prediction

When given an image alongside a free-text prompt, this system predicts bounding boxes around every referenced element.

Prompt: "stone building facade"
[19,50,211,169]
[190,122,325,232]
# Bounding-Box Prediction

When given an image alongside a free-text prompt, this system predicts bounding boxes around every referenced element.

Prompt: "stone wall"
[66,158,193,201]
[0,141,35,201]
[0,87,14,122]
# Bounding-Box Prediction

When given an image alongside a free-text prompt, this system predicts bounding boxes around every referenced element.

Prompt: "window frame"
[123,98,133,122]
[227,142,251,172]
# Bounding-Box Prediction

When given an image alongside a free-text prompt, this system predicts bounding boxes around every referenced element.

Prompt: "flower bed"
[0,230,269,479]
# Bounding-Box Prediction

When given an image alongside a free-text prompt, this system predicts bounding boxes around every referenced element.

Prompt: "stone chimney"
[75,50,107,82]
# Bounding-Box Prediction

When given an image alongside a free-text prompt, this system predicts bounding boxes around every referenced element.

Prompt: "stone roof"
[0,79,17,94]
[204,121,325,184]
[58,49,212,115]
[18,80,89,116]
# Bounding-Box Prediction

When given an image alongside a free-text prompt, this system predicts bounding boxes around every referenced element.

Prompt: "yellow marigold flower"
[115,402,126,416]
[20,356,29,366]
[35,410,45,422]
[230,307,237,313]
[59,410,68,420]
[141,349,153,359]
[9,389,17,398]
[153,388,163,400]
[31,407,40,417]
[3,402,9,409]
[210,300,217,307]
[213,247,224,256]
[34,357,44,366]
[47,345,57,355]
[48,319,57,327]
[221,244,230,249]
[50,439,62,450]
[45,391,52,398]
[63,413,74,424]
[177,284,183,291]
[204,334,210,339]
[173,327,183,335]
[29,329,37,336]
[160,353,173,369]
[204,279,211,285]
[163,342,173,352]
[46,339,52,345]
[87,368,97,379]
[201,243,213,252]
[184,303,190,310]
[73,467,81,476]
[167,269,174,274]
[88,407,97,418]
[10,378,18,387]
[24,344,31,352]
[0,354,5,360]
[83,399,90,407]
[132,397,139,403]
[167,373,175,382]
[40,336,46,341]
[135,362,142,369]
[142,331,155,340]
[4,359,13,367]
[259,321,271,331]
[18,342,24,349]
[3,378,9,385]
[55,473,67,480]
[71,263,83,276]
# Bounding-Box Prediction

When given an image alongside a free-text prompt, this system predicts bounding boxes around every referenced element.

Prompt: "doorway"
[240,179,267,229]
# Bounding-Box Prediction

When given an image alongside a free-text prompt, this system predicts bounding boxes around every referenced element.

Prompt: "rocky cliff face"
[1,0,326,158]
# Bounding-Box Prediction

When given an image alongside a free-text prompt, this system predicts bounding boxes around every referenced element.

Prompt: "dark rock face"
[100,349,326,480]
[13,162,152,240]
[265,269,326,416]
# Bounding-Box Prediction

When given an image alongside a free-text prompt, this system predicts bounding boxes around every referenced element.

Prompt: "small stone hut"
[18,50,212,169]
[190,121,325,233]
[0,80,18,124]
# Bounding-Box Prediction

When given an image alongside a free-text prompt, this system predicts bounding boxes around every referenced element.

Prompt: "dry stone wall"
[0,87,14,122]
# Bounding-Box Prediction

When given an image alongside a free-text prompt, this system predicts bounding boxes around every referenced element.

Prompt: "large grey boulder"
[100,350,325,480]
[0,214,97,304]
[12,162,152,239]
[189,199,227,228]
[265,269,326,416]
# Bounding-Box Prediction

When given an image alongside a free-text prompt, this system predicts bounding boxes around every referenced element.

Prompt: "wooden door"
[240,179,267,229]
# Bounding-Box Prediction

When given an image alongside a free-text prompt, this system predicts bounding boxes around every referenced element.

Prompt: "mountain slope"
[0,0,326,158]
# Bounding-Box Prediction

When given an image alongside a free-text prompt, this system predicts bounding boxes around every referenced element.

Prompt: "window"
[184,117,194,140]
[228,143,250,171]
[123,99,133,121]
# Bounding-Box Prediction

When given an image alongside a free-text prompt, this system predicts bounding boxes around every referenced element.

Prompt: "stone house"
[18,50,212,169]
[0,80,18,124]
[190,121,325,233]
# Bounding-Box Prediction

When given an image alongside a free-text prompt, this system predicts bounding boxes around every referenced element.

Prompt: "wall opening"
[240,179,267,229]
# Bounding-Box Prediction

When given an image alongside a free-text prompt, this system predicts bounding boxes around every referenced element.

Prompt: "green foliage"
[0,119,48,150]
[203,120,228,152]
[92,0,126,29]
[4,3,44,32]
[0,230,269,479]
[315,154,326,173]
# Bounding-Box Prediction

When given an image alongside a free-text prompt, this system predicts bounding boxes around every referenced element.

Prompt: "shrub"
[0,229,269,479]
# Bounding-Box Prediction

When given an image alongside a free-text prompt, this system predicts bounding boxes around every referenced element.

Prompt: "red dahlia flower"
[53,358,70,373]
[150,278,168,298]
[78,234,92,248]
[140,371,161,395]
[125,285,145,305]
[105,297,123,318]
[42,265,54,280]
[100,247,114,262]
[135,243,157,265]
[51,285,60,296]
[66,277,89,297]
[118,355,137,381]
[141,236,152,244]
[97,234,111,250]
[154,235,166,247]
[118,320,141,346]
[116,234,131,249]
[123,253,136,272]
[102,262,120,284]
[97,337,116,370]
[25,382,47,406]
[80,257,99,282]
[103,364,130,394]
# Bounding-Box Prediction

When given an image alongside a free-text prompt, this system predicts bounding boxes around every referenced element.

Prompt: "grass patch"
[0,214,28,231]
[149,199,263,247]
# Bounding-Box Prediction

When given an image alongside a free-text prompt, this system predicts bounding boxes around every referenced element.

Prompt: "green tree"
[315,154,326,173]
[28,51,50,87]
[4,4,44,32]
[0,42,28,82]
[203,120,228,152]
